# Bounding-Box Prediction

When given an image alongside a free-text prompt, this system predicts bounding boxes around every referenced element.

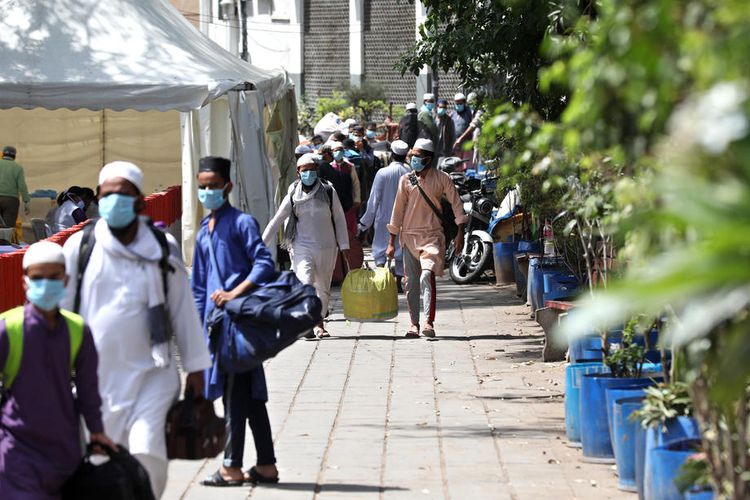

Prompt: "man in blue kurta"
[358,140,411,283]
[190,157,279,487]
[0,241,114,499]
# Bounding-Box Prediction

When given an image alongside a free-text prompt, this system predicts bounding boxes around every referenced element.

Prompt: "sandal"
[405,327,420,338]
[422,326,436,338]
[200,470,244,487]
[245,466,279,484]
[315,327,330,338]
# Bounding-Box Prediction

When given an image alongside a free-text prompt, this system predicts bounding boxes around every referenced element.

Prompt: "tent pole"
[101,110,106,167]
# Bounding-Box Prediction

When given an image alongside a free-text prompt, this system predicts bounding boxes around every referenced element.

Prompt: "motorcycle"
[449,175,522,284]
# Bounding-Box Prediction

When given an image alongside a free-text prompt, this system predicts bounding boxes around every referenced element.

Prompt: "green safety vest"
[0,306,84,389]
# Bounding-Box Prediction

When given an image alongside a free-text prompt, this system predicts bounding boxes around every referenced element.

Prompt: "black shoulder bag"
[408,173,459,242]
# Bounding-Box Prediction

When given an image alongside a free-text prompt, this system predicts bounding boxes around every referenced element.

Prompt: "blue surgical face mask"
[333,150,344,161]
[366,130,376,139]
[349,133,358,141]
[411,156,425,172]
[299,170,318,187]
[198,188,226,211]
[25,278,66,311]
[425,102,435,112]
[456,103,465,112]
[437,107,447,116]
[99,193,137,229]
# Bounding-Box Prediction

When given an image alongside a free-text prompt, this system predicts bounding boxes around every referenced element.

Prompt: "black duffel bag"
[207,271,322,374]
[62,444,155,500]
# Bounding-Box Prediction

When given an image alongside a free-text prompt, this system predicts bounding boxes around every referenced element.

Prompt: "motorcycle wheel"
[450,234,492,284]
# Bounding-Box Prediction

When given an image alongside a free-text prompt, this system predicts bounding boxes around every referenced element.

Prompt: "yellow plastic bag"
[342,266,398,321]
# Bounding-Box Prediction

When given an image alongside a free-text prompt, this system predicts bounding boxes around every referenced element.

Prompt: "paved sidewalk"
[164,277,632,500]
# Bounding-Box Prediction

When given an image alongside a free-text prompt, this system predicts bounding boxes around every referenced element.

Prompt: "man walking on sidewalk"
[0,146,30,229]
[386,139,467,338]
[263,153,350,338]
[0,241,115,499]
[62,161,211,499]
[190,157,280,487]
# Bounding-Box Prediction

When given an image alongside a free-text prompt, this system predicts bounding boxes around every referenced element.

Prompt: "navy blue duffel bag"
[207,271,322,373]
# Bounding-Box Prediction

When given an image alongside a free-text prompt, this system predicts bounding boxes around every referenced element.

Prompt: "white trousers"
[291,247,339,317]
[105,367,180,499]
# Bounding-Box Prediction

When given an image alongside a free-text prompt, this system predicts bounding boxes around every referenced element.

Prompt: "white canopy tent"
[0,0,296,262]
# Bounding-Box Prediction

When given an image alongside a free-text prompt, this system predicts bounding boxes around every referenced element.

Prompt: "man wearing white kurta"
[61,162,211,499]
[358,140,411,278]
[262,153,350,338]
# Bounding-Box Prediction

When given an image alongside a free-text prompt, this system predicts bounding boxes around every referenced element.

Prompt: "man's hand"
[184,371,205,398]
[386,243,396,259]
[23,203,30,216]
[453,234,465,256]
[90,432,117,453]
[211,289,237,308]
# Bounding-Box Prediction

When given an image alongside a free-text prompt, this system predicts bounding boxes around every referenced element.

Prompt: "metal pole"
[240,0,248,61]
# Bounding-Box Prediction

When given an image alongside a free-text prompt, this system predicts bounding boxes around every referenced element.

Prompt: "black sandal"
[200,470,244,487]
[246,466,280,484]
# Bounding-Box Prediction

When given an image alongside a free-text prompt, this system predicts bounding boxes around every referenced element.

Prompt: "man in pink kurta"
[386,138,467,338]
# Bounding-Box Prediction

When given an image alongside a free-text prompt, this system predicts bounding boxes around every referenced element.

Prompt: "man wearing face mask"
[190,157,279,487]
[451,93,473,160]
[435,99,456,160]
[386,139,467,338]
[0,241,115,499]
[61,161,212,499]
[417,93,438,142]
[263,153,350,338]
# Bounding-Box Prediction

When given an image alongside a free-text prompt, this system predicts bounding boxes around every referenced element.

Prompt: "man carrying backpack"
[0,241,115,498]
[190,156,279,487]
[386,139,467,338]
[61,161,211,499]
[263,153,350,338]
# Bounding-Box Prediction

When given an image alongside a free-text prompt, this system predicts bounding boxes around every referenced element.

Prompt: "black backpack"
[74,220,174,313]
[318,161,353,212]
[398,113,419,148]
[62,444,156,500]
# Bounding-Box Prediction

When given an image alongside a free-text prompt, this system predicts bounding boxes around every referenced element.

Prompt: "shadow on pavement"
[256,482,408,492]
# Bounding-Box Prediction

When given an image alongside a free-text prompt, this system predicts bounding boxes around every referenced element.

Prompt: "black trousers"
[0,196,19,228]
[222,372,276,468]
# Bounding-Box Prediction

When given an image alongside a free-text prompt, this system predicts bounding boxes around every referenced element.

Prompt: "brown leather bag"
[165,390,226,460]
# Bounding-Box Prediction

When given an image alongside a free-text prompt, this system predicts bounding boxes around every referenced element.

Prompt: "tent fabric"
[0,0,289,111]
[0,108,182,195]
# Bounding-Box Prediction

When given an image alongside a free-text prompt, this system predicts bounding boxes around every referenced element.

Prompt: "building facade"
[192,0,463,113]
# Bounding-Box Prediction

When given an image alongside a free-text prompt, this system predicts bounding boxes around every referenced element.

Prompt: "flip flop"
[245,466,280,484]
[200,470,244,487]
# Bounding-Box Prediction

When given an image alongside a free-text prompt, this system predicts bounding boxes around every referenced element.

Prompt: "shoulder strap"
[59,309,84,372]
[0,307,25,389]
[321,181,339,247]
[148,222,173,299]
[409,173,443,221]
[289,180,299,219]
[75,222,97,313]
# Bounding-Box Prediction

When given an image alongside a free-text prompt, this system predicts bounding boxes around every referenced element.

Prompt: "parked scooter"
[450,180,521,284]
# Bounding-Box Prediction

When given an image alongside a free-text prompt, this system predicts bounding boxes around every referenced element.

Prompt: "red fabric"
[0,185,182,313]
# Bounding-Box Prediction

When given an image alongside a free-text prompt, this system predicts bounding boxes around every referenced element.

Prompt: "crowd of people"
[0,91,481,498]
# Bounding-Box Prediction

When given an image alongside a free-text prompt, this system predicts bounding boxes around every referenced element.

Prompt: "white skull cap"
[454,92,466,101]
[423,93,435,101]
[23,241,65,270]
[99,161,144,192]
[296,153,318,167]
[390,140,409,156]
[413,138,435,153]
[405,102,417,111]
